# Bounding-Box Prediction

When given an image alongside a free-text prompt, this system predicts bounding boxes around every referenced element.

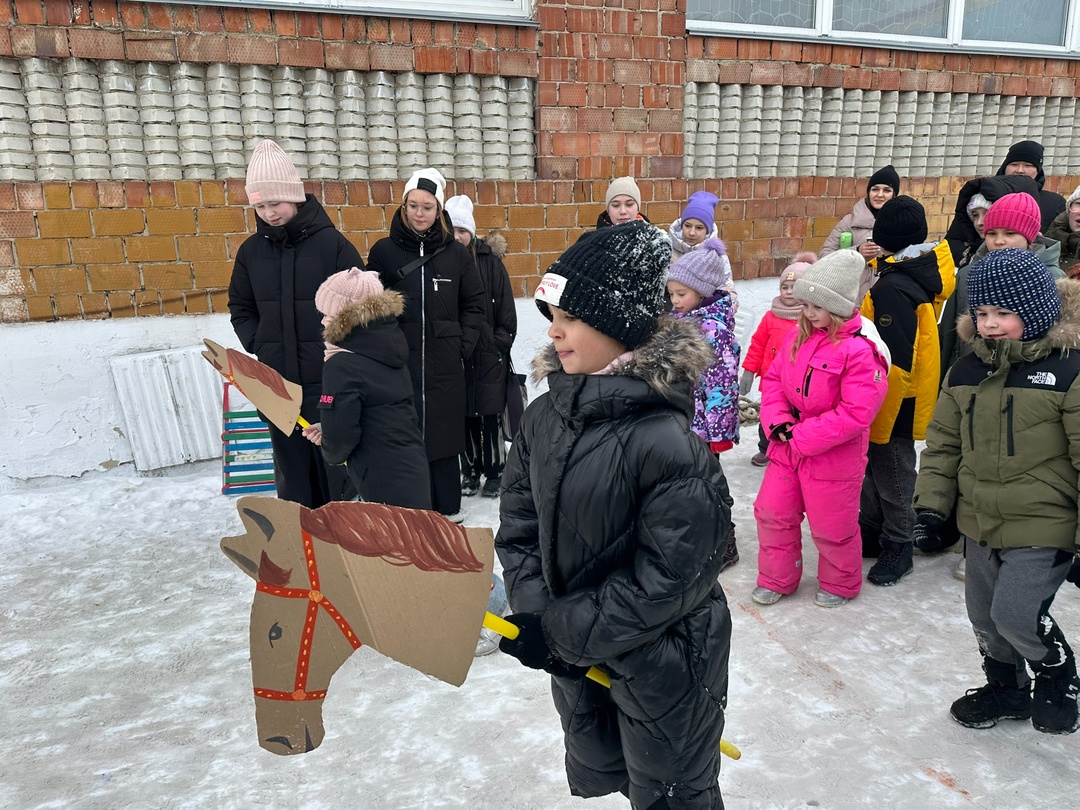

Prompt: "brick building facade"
[1,0,1079,323]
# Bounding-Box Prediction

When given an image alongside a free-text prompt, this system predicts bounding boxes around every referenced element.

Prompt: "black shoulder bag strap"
[384,244,449,287]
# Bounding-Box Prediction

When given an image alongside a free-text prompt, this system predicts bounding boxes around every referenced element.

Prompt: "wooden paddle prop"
[482,612,742,761]
[222,497,495,755]
[202,339,309,434]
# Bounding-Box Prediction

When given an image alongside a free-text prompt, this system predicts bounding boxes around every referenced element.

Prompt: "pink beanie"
[780,251,817,289]
[316,268,384,321]
[984,192,1040,244]
[245,140,305,204]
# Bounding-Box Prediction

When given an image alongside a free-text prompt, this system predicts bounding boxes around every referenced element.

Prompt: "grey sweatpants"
[964,537,1073,687]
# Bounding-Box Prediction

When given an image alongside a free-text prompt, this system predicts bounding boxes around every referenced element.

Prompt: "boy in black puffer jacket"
[303,268,430,511]
[228,139,362,508]
[497,221,733,810]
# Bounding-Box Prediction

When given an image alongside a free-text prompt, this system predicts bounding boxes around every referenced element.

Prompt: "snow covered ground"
[3,285,1079,809]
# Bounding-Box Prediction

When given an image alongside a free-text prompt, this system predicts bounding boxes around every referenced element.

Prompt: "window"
[687,0,1080,56]
[176,0,534,25]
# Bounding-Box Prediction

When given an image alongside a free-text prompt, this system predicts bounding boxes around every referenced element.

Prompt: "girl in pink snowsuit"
[753,250,890,607]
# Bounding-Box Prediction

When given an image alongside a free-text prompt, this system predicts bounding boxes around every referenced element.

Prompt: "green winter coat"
[1045,210,1080,275]
[915,279,1080,552]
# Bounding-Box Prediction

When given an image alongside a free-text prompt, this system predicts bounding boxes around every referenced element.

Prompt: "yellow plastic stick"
[483,612,741,760]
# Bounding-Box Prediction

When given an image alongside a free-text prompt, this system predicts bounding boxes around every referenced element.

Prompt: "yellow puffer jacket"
[861,241,955,443]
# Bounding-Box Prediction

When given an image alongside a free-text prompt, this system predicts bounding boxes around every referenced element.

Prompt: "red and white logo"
[534,273,567,308]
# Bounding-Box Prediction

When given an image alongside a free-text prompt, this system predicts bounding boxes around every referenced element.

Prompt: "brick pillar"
[535,0,685,182]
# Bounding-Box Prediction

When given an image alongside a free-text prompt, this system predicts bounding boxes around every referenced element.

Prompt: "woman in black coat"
[228,139,361,508]
[366,169,486,519]
[445,194,518,498]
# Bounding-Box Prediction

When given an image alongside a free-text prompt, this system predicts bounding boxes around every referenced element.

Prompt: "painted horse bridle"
[252,529,361,702]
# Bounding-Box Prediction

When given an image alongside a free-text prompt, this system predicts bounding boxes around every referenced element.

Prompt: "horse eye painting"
[220,496,494,755]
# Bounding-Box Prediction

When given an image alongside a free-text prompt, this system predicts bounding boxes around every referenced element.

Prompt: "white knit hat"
[1068,184,1080,207]
[966,193,992,214]
[792,249,865,317]
[245,140,306,204]
[403,168,446,208]
[605,176,641,208]
[315,268,385,321]
[445,195,476,236]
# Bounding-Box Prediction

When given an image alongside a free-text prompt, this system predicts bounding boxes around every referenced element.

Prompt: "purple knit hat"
[681,191,719,232]
[667,238,727,296]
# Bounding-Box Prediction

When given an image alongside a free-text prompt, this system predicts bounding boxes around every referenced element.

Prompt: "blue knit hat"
[667,238,727,296]
[681,191,719,232]
[967,248,1060,341]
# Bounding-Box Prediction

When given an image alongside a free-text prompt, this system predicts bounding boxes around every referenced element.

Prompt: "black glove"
[1066,554,1080,589]
[498,612,587,679]
[913,510,947,553]
[770,422,794,442]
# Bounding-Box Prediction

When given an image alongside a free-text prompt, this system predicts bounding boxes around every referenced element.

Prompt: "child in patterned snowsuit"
[667,238,741,570]
[753,250,889,607]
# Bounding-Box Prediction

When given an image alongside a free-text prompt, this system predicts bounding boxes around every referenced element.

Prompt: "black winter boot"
[1031,651,1080,735]
[950,657,1032,728]
[868,540,914,585]
[719,524,739,572]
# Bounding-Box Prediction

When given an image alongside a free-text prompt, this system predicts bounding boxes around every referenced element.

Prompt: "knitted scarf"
[770,297,803,320]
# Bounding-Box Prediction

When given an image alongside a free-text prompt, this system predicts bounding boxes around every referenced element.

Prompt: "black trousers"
[429,455,461,515]
[462,414,505,480]
[268,422,348,508]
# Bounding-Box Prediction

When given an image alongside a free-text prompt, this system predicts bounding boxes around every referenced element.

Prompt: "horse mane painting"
[221,496,494,755]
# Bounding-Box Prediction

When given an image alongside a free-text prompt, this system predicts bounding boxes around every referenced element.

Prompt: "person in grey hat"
[752,250,889,609]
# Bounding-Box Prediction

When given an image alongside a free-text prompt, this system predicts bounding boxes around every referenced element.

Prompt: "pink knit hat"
[245,140,305,204]
[984,192,1040,244]
[316,268,384,321]
[780,251,817,289]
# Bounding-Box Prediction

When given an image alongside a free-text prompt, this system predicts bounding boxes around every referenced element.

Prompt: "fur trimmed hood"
[322,289,405,345]
[957,277,1080,352]
[481,230,508,258]
[532,316,714,404]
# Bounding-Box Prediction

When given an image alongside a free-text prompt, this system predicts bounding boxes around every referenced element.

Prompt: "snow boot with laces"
[950,657,1032,729]
[868,540,913,586]
[1030,633,1080,735]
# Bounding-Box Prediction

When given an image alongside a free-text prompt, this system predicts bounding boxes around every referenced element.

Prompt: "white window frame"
[184,0,534,26]
[687,1,1080,58]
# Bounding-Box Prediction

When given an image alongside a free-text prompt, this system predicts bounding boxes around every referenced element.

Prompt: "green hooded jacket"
[915,279,1080,551]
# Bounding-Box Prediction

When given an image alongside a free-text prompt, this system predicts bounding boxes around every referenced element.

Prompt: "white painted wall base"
[0,313,240,486]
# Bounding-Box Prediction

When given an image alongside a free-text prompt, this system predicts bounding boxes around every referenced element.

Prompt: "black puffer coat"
[944,175,1041,268]
[228,195,363,418]
[466,232,517,416]
[367,209,486,460]
[497,318,732,810]
[318,290,431,511]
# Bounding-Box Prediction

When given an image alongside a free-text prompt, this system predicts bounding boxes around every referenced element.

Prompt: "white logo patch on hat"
[535,273,568,308]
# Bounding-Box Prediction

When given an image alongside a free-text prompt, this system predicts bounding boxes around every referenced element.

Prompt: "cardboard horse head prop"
[221,497,494,755]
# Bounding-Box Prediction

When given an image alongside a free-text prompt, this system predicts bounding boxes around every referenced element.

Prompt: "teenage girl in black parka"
[228,140,361,508]
[366,169,486,520]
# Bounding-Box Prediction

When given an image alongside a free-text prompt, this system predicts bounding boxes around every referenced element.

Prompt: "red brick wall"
[2,1,1080,322]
